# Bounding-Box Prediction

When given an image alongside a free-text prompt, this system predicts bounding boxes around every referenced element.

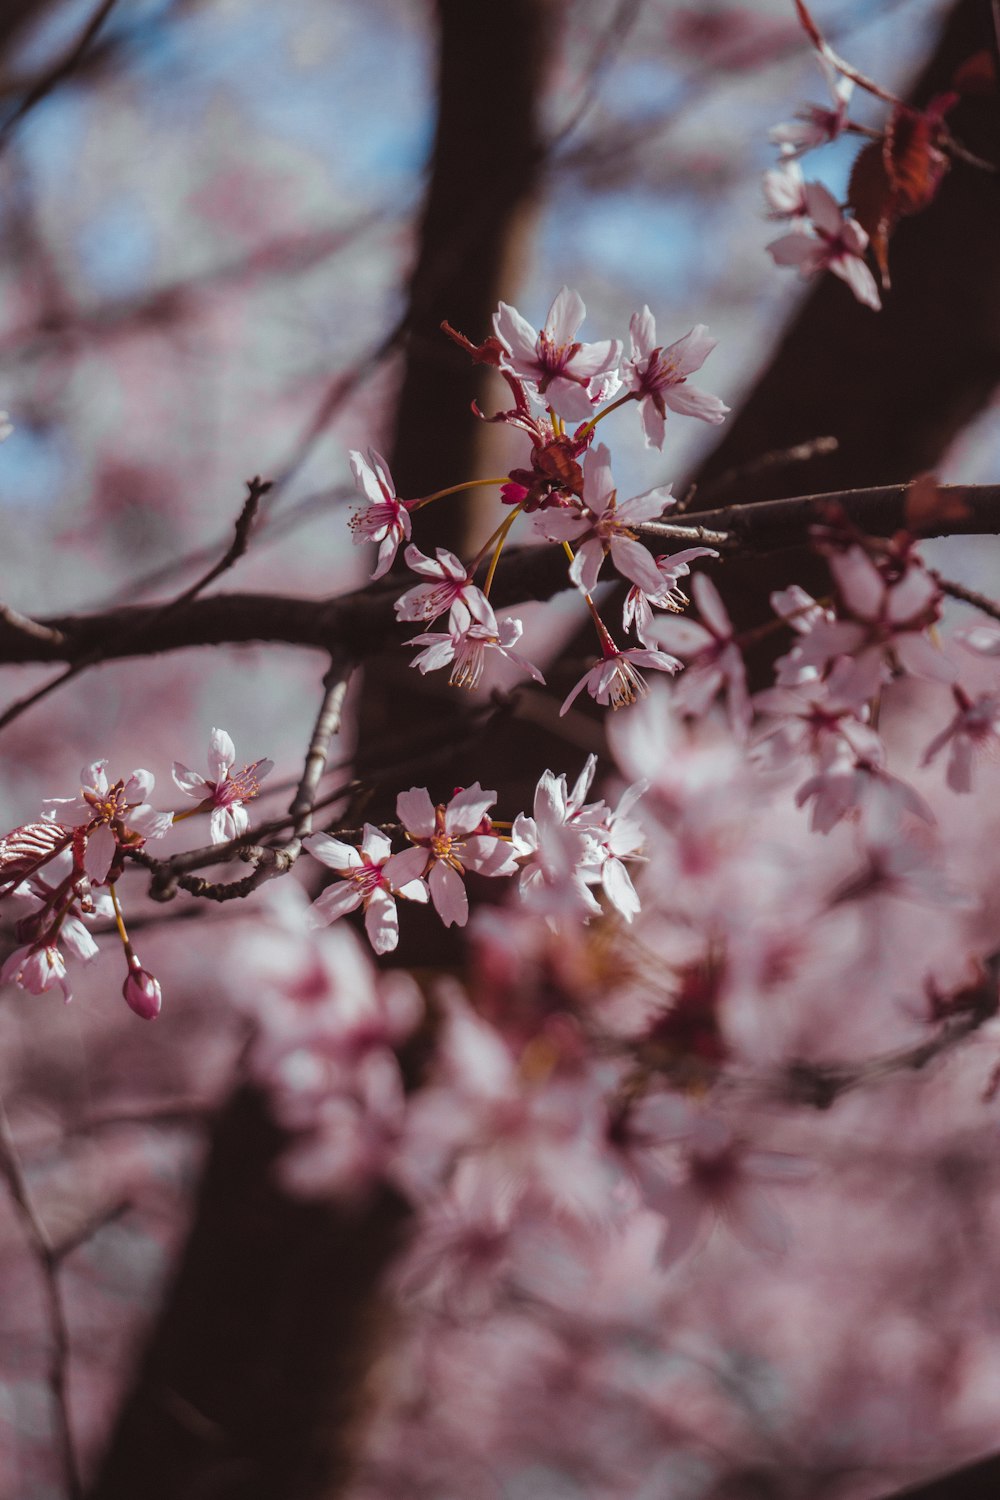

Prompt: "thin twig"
[694,435,839,506]
[156,476,268,614]
[932,572,1000,625]
[134,653,355,904]
[0,0,120,155]
[0,478,269,735]
[0,1097,81,1500]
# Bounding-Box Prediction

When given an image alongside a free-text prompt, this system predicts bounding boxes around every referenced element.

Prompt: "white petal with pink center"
[493,287,622,422]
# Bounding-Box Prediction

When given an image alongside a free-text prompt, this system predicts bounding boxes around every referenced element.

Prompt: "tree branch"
[0,483,995,679]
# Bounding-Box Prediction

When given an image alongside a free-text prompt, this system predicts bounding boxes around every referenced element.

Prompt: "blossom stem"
[471,505,524,579]
[108,882,135,960]
[482,507,523,597]
[561,541,612,646]
[576,391,636,439]
[407,478,507,513]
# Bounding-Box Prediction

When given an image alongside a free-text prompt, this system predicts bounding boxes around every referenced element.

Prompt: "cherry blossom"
[0,943,73,1003]
[796,752,934,835]
[560,640,681,716]
[622,308,729,450]
[393,545,492,625]
[627,1100,808,1265]
[492,287,622,422]
[769,55,854,156]
[347,447,411,580]
[768,181,881,310]
[172,727,274,843]
[304,824,428,955]
[785,545,954,706]
[43,761,171,883]
[534,443,671,594]
[753,666,885,774]
[407,605,545,691]
[580,779,647,923]
[511,762,607,921]
[653,573,751,739]
[762,155,809,220]
[396,783,517,928]
[622,545,719,645]
[922,687,1000,793]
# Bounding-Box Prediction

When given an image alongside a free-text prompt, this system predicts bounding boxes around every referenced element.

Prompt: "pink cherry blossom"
[393,545,492,626]
[172,727,274,843]
[622,545,719,645]
[622,308,729,449]
[622,1098,808,1264]
[304,824,428,955]
[922,687,1000,793]
[534,443,671,594]
[796,753,934,835]
[789,545,956,706]
[762,156,809,220]
[653,573,751,738]
[43,760,171,883]
[0,942,73,1002]
[492,287,622,422]
[560,640,681,716]
[769,55,854,156]
[768,181,881,310]
[396,783,517,928]
[347,447,411,580]
[407,605,545,691]
[511,766,604,921]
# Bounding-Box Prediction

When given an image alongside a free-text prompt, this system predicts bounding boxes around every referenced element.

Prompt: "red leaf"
[0,822,70,882]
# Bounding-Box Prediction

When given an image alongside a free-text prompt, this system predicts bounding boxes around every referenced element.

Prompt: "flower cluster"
[303,762,646,955]
[0,729,272,1015]
[761,4,972,309]
[347,289,727,713]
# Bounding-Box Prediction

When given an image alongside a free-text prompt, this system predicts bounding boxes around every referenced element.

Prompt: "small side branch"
[0,1098,81,1500]
[0,0,120,155]
[0,478,269,735]
[133,652,355,904]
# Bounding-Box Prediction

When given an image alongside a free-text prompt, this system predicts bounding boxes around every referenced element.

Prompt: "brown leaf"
[903,474,972,534]
[884,107,949,216]
[847,142,894,287]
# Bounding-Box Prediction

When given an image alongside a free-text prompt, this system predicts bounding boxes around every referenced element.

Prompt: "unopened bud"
[123,964,162,1020]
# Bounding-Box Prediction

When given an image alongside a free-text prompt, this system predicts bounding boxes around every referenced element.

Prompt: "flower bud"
[123,964,162,1020]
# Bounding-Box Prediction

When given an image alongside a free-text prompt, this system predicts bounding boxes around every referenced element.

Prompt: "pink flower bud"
[123,965,162,1020]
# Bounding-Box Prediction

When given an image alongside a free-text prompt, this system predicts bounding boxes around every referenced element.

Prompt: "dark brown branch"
[0,482,996,678]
